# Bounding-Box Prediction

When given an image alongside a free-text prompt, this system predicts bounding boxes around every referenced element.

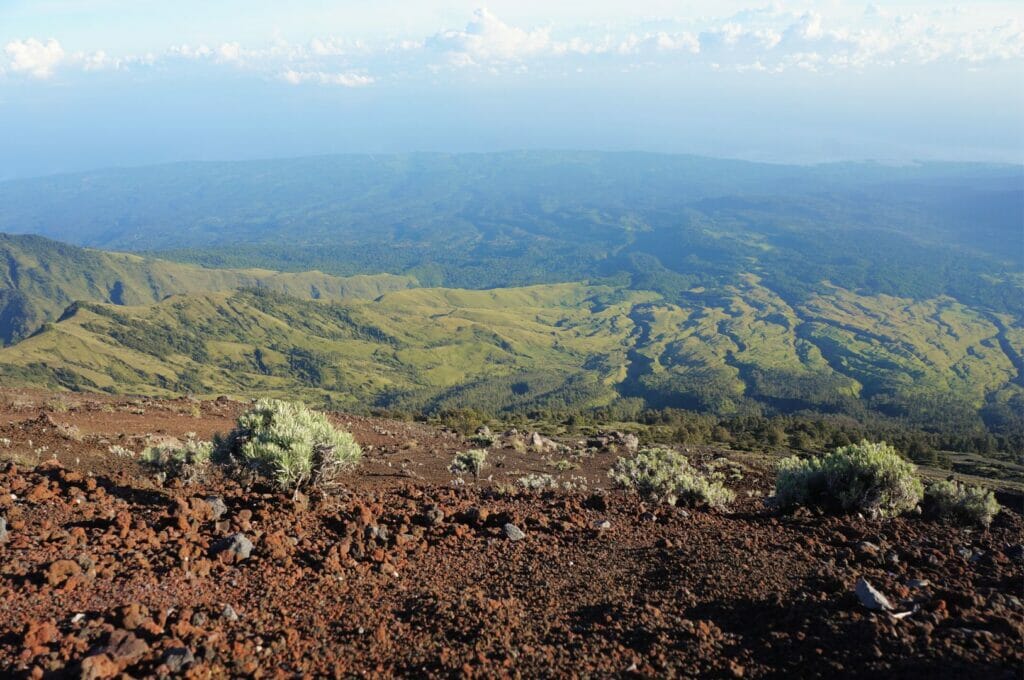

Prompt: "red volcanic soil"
[0,392,1021,678]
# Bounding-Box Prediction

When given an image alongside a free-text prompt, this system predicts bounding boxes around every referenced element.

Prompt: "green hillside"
[0,233,418,345]
[1,280,1019,446]
[0,154,1020,454]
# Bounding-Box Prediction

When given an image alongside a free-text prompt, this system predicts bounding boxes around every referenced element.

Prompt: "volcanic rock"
[856,577,893,611]
[504,523,526,541]
[212,533,254,562]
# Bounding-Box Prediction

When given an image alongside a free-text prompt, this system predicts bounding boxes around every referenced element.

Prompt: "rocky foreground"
[0,395,1021,678]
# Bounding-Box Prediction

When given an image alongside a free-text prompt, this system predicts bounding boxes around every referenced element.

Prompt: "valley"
[0,152,1020,457]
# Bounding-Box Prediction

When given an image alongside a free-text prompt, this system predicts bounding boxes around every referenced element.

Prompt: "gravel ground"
[0,393,1021,678]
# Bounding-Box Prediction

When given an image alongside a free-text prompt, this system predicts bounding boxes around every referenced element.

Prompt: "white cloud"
[4,5,1023,85]
[168,43,213,59]
[281,69,374,87]
[427,8,553,66]
[76,50,115,71]
[5,38,65,79]
[216,42,243,63]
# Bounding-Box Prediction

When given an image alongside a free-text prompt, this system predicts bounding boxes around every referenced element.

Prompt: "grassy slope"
[0,233,418,344]
[0,279,1018,421]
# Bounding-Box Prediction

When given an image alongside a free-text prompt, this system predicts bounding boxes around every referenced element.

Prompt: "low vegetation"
[218,398,362,492]
[450,449,488,479]
[924,479,1001,527]
[609,447,735,509]
[141,436,213,484]
[773,440,924,518]
[518,473,558,492]
[468,431,497,447]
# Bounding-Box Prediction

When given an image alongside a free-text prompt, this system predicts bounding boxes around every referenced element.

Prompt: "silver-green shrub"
[450,449,488,478]
[142,436,213,483]
[468,433,496,447]
[220,398,361,491]
[518,473,558,491]
[609,447,735,509]
[924,479,1000,527]
[774,440,923,517]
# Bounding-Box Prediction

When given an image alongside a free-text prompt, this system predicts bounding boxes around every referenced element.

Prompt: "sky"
[1,1,1022,178]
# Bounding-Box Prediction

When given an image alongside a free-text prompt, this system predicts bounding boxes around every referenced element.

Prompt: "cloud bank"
[3,4,1022,84]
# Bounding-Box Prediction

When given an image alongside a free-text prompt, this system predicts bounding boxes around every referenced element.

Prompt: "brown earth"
[0,390,1021,678]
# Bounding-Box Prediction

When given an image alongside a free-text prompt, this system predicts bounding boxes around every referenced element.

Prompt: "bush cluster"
[450,449,488,478]
[142,436,214,484]
[218,398,362,491]
[773,440,923,517]
[518,473,558,491]
[609,447,735,509]
[924,479,1000,527]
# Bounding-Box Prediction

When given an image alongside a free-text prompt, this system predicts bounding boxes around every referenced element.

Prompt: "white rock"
[856,577,893,611]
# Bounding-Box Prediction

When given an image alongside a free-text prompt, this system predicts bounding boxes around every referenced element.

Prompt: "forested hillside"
[1,280,1019,452]
[0,153,1020,454]
[0,234,417,345]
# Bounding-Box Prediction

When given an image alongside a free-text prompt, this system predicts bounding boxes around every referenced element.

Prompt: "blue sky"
[1,1,1022,178]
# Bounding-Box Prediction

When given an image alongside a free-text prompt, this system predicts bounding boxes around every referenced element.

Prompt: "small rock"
[163,647,195,673]
[0,516,7,544]
[908,579,930,589]
[503,523,526,542]
[1004,544,1023,562]
[593,520,611,531]
[856,541,880,557]
[79,653,118,680]
[424,505,445,527]
[856,577,893,611]
[204,496,228,521]
[104,629,149,665]
[464,506,489,524]
[46,559,82,587]
[211,533,253,562]
[221,604,239,621]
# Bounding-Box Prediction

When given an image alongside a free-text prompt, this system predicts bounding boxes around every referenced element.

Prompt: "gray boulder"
[212,533,254,562]
[503,523,526,542]
[855,577,893,611]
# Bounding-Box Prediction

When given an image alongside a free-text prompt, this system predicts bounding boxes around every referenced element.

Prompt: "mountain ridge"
[0,233,418,345]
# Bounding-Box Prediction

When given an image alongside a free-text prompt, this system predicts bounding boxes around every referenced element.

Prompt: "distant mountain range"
[0,152,1020,447]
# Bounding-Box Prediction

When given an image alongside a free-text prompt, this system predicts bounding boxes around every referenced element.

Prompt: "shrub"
[450,449,488,478]
[518,473,588,492]
[609,447,735,509]
[468,433,496,447]
[142,437,213,484]
[518,473,558,491]
[220,399,361,492]
[774,440,923,517]
[109,444,136,458]
[924,479,1000,527]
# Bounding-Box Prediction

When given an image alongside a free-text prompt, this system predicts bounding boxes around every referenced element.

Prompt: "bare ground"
[0,390,1021,678]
